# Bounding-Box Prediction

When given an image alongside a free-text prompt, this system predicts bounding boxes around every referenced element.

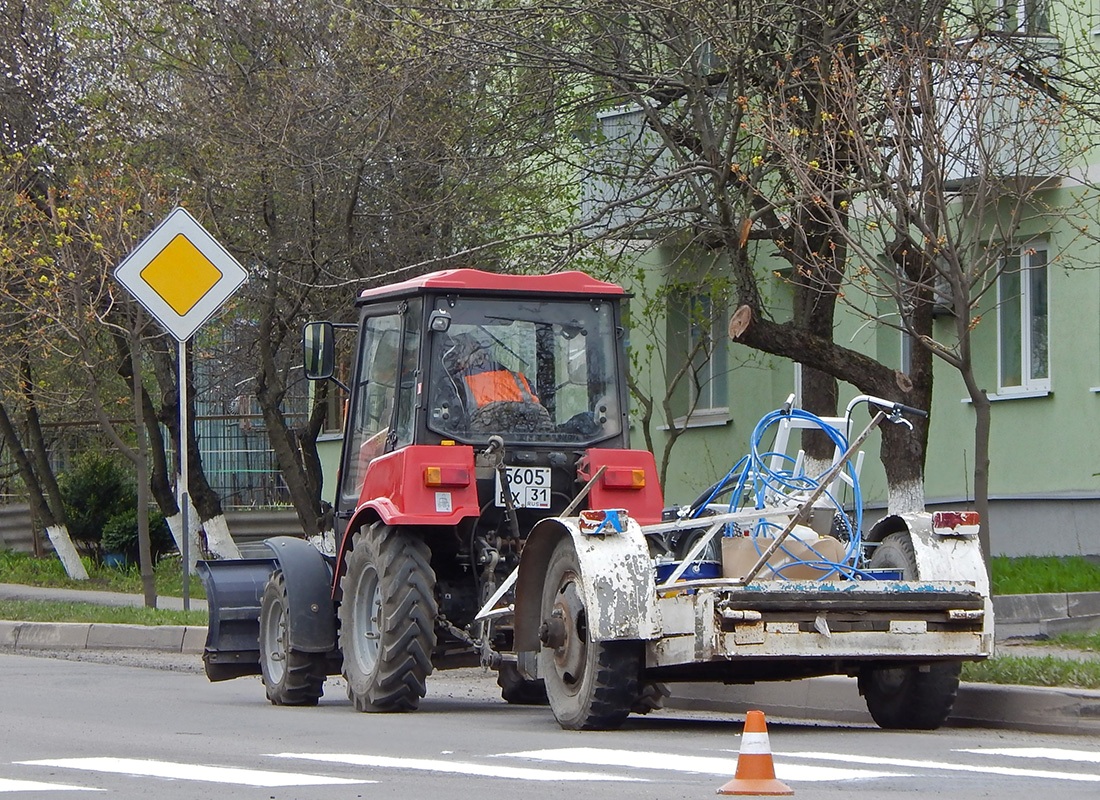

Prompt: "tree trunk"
[151,341,237,559]
[0,401,88,580]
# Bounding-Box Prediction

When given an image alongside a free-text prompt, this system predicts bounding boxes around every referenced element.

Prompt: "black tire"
[339,525,437,712]
[859,661,962,730]
[859,531,962,729]
[258,571,327,706]
[631,681,670,715]
[496,661,549,705]
[868,531,919,579]
[538,537,641,730]
[673,527,721,563]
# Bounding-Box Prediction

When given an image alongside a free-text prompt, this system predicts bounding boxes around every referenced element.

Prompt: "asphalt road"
[2,649,1099,799]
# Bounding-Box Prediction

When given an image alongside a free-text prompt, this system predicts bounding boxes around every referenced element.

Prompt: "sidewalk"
[2,582,1099,735]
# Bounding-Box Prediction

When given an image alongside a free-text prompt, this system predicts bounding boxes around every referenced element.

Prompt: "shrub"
[58,451,135,558]
[100,508,176,565]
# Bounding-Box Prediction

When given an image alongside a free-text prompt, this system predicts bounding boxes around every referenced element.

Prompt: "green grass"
[962,655,1100,690]
[0,550,205,599]
[0,599,206,627]
[990,555,1100,595]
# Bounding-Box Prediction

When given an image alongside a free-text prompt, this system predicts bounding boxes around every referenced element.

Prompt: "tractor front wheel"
[339,525,437,712]
[258,570,327,706]
[538,536,641,730]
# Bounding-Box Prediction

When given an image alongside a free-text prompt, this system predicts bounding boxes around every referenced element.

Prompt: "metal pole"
[179,338,190,612]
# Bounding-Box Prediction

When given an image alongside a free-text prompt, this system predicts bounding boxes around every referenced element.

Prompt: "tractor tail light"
[424,465,471,488]
[932,510,980,537]
[602,467,647,489]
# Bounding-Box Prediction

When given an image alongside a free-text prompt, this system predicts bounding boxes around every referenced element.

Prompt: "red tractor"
[199,269,664,719]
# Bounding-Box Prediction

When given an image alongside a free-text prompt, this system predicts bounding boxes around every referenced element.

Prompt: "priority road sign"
[114,207,248,341]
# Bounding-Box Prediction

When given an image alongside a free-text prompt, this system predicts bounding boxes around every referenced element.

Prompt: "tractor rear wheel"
[859,531,962,729]
[259,570,326,706]
[339,525,437,712]
[538,536,641,730]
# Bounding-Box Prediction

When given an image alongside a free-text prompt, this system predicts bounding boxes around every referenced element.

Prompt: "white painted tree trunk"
[44,524,89,580]
[888,478,926,515]
[308,528,336,556]
[165,502,203,570]
[201,513,241,560]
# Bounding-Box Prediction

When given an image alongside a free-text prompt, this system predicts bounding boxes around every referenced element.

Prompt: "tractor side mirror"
[303,321,335,381]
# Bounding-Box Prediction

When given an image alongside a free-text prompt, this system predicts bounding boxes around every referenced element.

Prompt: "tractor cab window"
[341,313,402,501]
[427,297,622,445]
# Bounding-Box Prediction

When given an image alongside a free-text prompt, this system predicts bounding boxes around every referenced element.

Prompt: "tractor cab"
[303,270,660,585]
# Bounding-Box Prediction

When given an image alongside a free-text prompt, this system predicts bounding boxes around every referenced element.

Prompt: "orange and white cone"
[717,710,793,796]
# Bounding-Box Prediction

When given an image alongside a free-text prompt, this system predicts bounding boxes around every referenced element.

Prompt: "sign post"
[114,207,248,610]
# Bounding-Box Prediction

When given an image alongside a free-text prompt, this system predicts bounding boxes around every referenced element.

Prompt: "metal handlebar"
[845,394,928,422]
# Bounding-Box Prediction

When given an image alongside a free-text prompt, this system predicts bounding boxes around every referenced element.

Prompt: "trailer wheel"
[339,525,437,712]
[868,531,919,579]
[496,661,549,705]
[859,531,961,729]
[859,661,962,729]
[259,571,326,706]
[538,537,641,730]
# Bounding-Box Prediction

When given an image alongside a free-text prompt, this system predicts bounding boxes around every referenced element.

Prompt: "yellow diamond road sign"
[115,207,247,341]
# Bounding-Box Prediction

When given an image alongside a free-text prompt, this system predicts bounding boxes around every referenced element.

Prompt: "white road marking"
[0,778,102,793]
[786,751,1100,783]
[269,752,647,782]
[502,747,905,782]
[16,758,369,788]
[958,747,1100,764]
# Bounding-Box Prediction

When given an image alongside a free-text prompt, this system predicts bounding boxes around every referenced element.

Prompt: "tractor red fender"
[337,444,480,549]
[513,514,663,657]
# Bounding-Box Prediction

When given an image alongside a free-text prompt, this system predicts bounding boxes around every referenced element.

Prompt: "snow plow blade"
[196,556,277,681]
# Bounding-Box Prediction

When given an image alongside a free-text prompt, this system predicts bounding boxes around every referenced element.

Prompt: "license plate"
[495,466,552,509]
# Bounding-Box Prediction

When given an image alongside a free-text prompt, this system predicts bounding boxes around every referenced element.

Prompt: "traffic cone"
[717,710,793,796]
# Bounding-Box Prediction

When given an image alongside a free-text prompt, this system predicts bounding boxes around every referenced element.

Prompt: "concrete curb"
[668,675,1100,736]
[0,620,205,655]
[993,591,1100,638]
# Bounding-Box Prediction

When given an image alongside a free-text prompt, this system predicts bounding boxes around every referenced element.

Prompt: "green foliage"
[1048,631,1100,651]
[100,508,176,565]
[58,451,135,556]
[0,550,204,600]
[962,655,1100,690]
[0,599,205,627]
[991,556,1100,595]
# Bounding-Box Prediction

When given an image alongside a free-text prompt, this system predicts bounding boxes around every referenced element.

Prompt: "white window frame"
[998,0,1051,35]
[666,290,729,428]
[996,240,1050,395]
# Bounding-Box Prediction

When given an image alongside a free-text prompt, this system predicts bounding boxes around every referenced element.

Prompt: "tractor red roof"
[357,269,626,302]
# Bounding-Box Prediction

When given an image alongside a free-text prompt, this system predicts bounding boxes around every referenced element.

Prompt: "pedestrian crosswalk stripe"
[269,752,647,782]
[784,751,1100,783]
[0,777,101,793]
[502,748,905,782]
[16,758,369,788]
[958,748,1100,764]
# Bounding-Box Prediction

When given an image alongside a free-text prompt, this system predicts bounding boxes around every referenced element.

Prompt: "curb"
[667,675,1100,736]
[0,620,205,655]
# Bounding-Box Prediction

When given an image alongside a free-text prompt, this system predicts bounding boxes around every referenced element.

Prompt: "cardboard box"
[721,532,846,581]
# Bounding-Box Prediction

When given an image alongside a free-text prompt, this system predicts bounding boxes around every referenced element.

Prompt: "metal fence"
[0,412,300,511]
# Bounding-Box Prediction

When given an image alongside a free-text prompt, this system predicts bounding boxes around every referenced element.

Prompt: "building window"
[999,0,1050,34]
[667,289,728,424]
[997,240,1049,393]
